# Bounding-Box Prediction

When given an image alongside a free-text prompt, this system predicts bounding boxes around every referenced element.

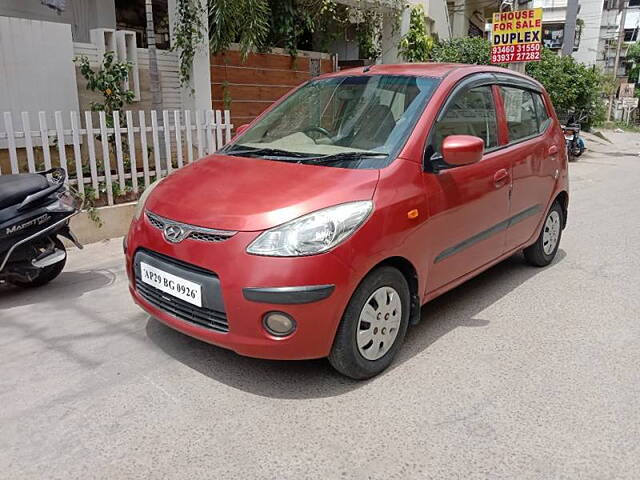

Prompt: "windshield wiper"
[223,146,314,159]
[304,151,389,164]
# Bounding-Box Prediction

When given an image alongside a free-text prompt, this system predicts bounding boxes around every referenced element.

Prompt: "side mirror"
[441,135,484,167]
[232,124,250,141]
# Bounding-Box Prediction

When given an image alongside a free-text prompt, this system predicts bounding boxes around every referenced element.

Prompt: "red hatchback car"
[125,64,568,379]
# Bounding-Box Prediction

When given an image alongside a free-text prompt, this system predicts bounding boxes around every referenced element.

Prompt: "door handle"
[493,168,509,187]
[548,145,558,156]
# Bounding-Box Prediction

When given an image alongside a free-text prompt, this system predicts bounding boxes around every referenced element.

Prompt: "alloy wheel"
[543,210,561,255]
[356,286,402,361]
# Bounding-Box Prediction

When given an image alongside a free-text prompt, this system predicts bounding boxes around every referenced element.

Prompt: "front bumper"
[125,214,358,360]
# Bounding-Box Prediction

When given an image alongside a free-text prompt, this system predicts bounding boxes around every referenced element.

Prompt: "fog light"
[263,312,296,337]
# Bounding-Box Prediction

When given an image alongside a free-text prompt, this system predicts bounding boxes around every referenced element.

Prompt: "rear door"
[423,81,512,292]
[497,85,560,248]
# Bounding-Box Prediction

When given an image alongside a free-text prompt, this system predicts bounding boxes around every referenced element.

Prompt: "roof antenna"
[363,64,372,73]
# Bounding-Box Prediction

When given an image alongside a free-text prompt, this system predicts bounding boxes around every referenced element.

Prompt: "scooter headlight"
[134,179,161,220]
[247,201,373,257]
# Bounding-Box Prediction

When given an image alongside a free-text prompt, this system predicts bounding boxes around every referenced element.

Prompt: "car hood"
[144,154,380,231]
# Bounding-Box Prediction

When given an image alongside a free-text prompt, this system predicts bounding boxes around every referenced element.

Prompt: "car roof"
[318,62,544,92]
[321,62,532,80]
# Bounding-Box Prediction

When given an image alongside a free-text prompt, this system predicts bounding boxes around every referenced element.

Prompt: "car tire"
[328,266,411,380]
[10,237,67,288]
[523,202,563,267]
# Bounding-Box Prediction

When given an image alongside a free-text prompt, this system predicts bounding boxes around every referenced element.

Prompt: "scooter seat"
[0,173,50,209]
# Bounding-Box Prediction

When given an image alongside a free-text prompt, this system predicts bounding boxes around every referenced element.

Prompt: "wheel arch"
[370,256,421,325]
[554,190,569,228]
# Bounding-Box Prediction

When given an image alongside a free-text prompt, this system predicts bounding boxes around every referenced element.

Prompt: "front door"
[423,84,512,293]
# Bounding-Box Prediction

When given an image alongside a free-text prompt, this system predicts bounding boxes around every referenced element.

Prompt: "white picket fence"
[0,109,233,206]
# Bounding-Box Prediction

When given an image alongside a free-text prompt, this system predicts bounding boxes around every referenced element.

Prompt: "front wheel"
[523,202,564,267]
[328,266,410,380]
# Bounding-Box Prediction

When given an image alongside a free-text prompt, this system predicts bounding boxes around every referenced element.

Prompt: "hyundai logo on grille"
[163,224,188,243]
[147,211,238,244]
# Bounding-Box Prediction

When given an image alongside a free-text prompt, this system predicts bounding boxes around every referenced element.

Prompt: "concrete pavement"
[1,134,640,479]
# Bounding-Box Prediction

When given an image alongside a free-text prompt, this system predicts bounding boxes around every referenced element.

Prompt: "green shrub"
[398,5,433,62]
[526,49,605,128]
[430,37,492,65]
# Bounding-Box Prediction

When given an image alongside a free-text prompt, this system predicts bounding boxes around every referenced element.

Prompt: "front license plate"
[140,261,202,307]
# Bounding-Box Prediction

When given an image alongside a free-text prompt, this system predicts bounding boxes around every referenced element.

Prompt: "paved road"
[2,133,640,479]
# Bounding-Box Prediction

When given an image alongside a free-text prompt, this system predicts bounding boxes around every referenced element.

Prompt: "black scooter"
[0,168,82,287]
[562,123,584,162]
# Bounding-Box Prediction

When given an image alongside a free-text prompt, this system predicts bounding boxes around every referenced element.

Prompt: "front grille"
[147,214,164,230]
[188,230,233,242]
[146,211,237,243]
[136,280,229,333]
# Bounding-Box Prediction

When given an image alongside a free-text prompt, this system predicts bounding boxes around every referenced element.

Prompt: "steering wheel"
[304,126,331,143]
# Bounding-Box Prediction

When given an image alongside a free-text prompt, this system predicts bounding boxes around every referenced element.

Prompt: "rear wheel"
[10,236,67,288]
[328,266,410,380]
[523,202,563,267]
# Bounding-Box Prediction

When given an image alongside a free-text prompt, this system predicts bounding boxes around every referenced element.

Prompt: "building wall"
[210,47,335,126]
[573,0,603,65]
[532,0,568,22]
[424,0,451,40]
[0,0,116,42]
[0,16,80,146]
[598,6,640,76]
[73,42,183,113]
[450,0,495,39]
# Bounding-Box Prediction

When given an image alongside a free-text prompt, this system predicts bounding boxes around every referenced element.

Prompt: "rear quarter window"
[532,93,552,133]
[500,86,539,142]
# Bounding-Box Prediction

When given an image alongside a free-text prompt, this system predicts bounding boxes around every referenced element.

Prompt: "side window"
[432,85,498,153]
[500,86,539,142]
[532,93,551,133]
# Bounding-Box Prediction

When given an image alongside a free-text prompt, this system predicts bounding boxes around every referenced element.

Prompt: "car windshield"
[222,74,439,169]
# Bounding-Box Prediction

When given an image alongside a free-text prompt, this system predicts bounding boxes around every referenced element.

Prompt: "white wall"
[0,0,116,42]
[73,42,184,111]
[423,0,451,40]
[573,0,603,65]
[625,9,640,30]
[0,16,80,139]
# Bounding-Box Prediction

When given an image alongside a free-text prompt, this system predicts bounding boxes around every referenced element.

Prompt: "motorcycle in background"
[0,168,82,287]
[560,110,587,162]
[562,123,585,162]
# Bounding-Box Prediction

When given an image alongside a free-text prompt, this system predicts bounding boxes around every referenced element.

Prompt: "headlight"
[133,179,161,220]
[247,201,373,257]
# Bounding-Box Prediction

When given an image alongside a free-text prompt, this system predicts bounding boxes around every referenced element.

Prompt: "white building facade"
[598,0,640,77]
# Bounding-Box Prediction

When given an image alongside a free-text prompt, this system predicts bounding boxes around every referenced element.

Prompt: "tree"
[75,52,135,121]
[398,4,433,62]
[173,0,403,84]
[526,49,605,127]
[209,0,270,57]
[430,37,492,65]
[626,42,640,84]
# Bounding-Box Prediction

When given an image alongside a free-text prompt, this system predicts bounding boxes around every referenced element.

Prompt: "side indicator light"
[407,209,419,219]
